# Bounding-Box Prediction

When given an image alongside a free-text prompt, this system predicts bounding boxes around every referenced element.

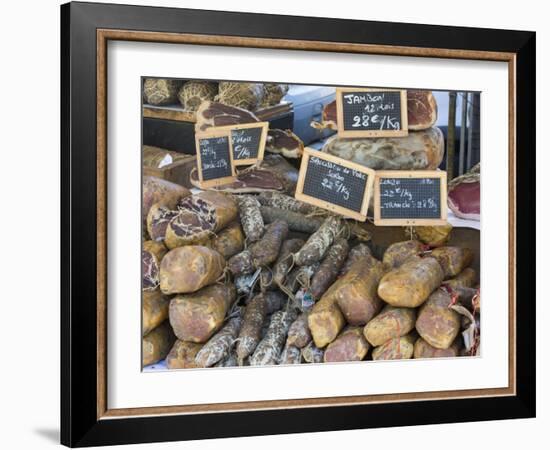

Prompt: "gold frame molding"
[96,29,516,420]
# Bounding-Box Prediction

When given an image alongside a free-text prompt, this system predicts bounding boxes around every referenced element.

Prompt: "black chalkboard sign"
[195,130,236,188]
[335,88,408,137]
[374,171,447,225]
[295,148,374,221]
[218,122,268,165]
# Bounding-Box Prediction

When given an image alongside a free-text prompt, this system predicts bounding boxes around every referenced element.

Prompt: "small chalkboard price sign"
[217,122,269,165]
[295,147,374,221]
[195,130,236,188]
[374,171,447,226]
[335,88,408,138]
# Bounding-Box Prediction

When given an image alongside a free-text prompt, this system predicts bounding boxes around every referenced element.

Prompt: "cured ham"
[322,127,444,170]
[190,155,298,194]
[448,164,480,221]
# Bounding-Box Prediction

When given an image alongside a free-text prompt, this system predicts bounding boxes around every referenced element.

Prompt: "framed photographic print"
[61,1,536,447]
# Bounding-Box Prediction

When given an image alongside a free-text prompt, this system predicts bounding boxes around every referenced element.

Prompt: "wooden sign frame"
[215,122,269,166]
[295,147,375,221]
[194,129,236,188]
[62,3,536,446]
[374,170,448,226]
[335,87,409,138]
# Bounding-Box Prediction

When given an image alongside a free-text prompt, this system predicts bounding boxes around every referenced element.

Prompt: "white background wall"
[0,0,545,448]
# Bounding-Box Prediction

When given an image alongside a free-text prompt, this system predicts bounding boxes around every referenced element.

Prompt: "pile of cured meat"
[189,91,481,220]
[142,176,480,369]
[314,90,444,171]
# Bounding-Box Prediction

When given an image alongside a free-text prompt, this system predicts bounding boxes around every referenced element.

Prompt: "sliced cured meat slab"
[195,101,259,132]
[311,90,437,131]
[256,155,298,192]
[448,169,480,221]
[265,129,304,159]
[190,168,285,193]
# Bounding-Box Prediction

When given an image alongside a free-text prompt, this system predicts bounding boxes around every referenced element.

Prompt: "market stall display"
[141,84,481,370]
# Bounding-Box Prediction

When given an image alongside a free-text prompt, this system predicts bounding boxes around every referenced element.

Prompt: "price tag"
[195,130,236,188]
[374,171,448,226]
[335,88,408,137]
[295,148,374,221]
[216,122,268,166]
